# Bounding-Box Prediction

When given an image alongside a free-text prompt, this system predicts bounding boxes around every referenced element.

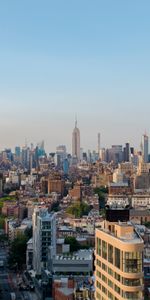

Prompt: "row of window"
[96,261,142,287]
[96,280,143,299]
[96,238,143,273]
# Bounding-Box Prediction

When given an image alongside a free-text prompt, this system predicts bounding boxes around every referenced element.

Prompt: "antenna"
[75,114,77,127]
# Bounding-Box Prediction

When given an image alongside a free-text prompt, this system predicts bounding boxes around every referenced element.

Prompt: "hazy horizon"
[0,1,150,152]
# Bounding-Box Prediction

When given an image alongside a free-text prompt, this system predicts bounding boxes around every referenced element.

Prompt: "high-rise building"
[124,142,130,162]
[15,146,21,160]
[142,134,149,163]
[98,133,101,158]
[32,207,56,275]
[72,120,80,162]
[56,145,67,168]
[95,201,144,300]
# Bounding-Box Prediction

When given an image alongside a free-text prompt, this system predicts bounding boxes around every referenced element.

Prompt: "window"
[108,279,113,288]
[114,285,120,294]
[124,291,141,299]
[96,270,101,279]
[115,272,120,282]
[102,263,107,272]
[102,285,107,295]
[102,274,107,283]
[108,267,113,276]
[97,238,101,256]
[108,291,113,300]
[123,252,143,273]
[102,241,107,260]
[122,278,141,286]
[97,259,101,267]
[115,248,120,269]
[96,280,101,289]
[108,244,113,264]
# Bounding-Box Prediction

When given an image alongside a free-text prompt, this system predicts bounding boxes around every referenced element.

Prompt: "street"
[0,244,39,300]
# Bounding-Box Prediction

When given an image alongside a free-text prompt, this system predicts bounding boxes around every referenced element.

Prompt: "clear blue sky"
[0,0,150,152]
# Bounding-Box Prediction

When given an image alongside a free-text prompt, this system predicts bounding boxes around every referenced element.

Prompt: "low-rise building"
[52,250,93,275]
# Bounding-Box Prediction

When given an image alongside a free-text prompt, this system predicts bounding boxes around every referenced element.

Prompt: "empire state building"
[72,120,80,162]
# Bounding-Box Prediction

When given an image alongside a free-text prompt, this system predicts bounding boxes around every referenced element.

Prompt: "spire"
[75,114,77,128]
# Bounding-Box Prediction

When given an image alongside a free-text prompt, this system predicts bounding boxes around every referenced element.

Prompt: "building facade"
[95,206,144,300]
[32,207,56,275]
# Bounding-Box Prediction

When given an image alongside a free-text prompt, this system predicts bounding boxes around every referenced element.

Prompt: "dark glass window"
[102,241,107,260]
[108,244,113,264]
[115,248,120,268]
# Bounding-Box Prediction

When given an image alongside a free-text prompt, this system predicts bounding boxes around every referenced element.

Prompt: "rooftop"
[98,221,143,244]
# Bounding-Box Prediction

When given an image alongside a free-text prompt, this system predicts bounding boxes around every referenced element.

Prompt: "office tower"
[56,145,67,168]
[63,158,69,174]
[95,201,144,300]
[4,149,13,161]
[72,120,80,162]
[32,207,56,275]
[21,146,30,169]
[98,133,101,158]
[99,148,106,162]
[107,145,123,163]
[142,133,149,163]
[15,146,21,160]
[124,142,130,162]
[37,140,45,157]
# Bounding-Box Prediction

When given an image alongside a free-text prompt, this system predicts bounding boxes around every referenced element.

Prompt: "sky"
[0,0,150,153]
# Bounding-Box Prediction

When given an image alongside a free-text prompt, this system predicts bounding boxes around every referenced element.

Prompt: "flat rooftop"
[98,222,143,244]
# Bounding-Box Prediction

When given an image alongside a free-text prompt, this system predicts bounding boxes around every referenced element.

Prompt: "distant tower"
[124,142,130,162]
[142,133,149,162]
[72,118,80,162]
[98,133,100,158]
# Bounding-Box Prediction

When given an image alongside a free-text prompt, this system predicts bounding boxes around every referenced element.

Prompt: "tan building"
[69,184,82,201]
[95,207,144,300]
[48,178,65,195]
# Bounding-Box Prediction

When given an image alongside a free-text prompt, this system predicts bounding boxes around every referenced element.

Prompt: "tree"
[66,201,91,218]
[64,237,80,252]
[8,234,28,269]
[8,227,32,270]
[94,187,107,209]
[24,226,32,240]
[0,215,5,229]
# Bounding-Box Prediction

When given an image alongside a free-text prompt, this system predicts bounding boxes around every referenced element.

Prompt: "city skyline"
[0,128,149,155]
[1,1,150,151]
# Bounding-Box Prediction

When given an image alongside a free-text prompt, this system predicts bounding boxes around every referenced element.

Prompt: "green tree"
[24,226,32,240]
[0,215,5,229]
[64,237,80,252]
[8,227,32,270]
[8,234,28,269]
[94,187,107,209]
[66,201,91,218]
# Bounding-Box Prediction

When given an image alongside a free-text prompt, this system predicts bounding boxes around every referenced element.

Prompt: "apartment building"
[95,203,144,300]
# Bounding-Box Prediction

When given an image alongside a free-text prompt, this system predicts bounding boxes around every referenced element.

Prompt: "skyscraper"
[95,201,144,300]
[142,133,149,163]
[72,120,80,162]
[98,133,101,159]
[124,142,130,162]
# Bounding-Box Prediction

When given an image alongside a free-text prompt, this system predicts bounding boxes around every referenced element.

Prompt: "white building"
[132,194,150,209]
[113,168,124,183]
[32,207,56,275]
[52,249,93,274]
